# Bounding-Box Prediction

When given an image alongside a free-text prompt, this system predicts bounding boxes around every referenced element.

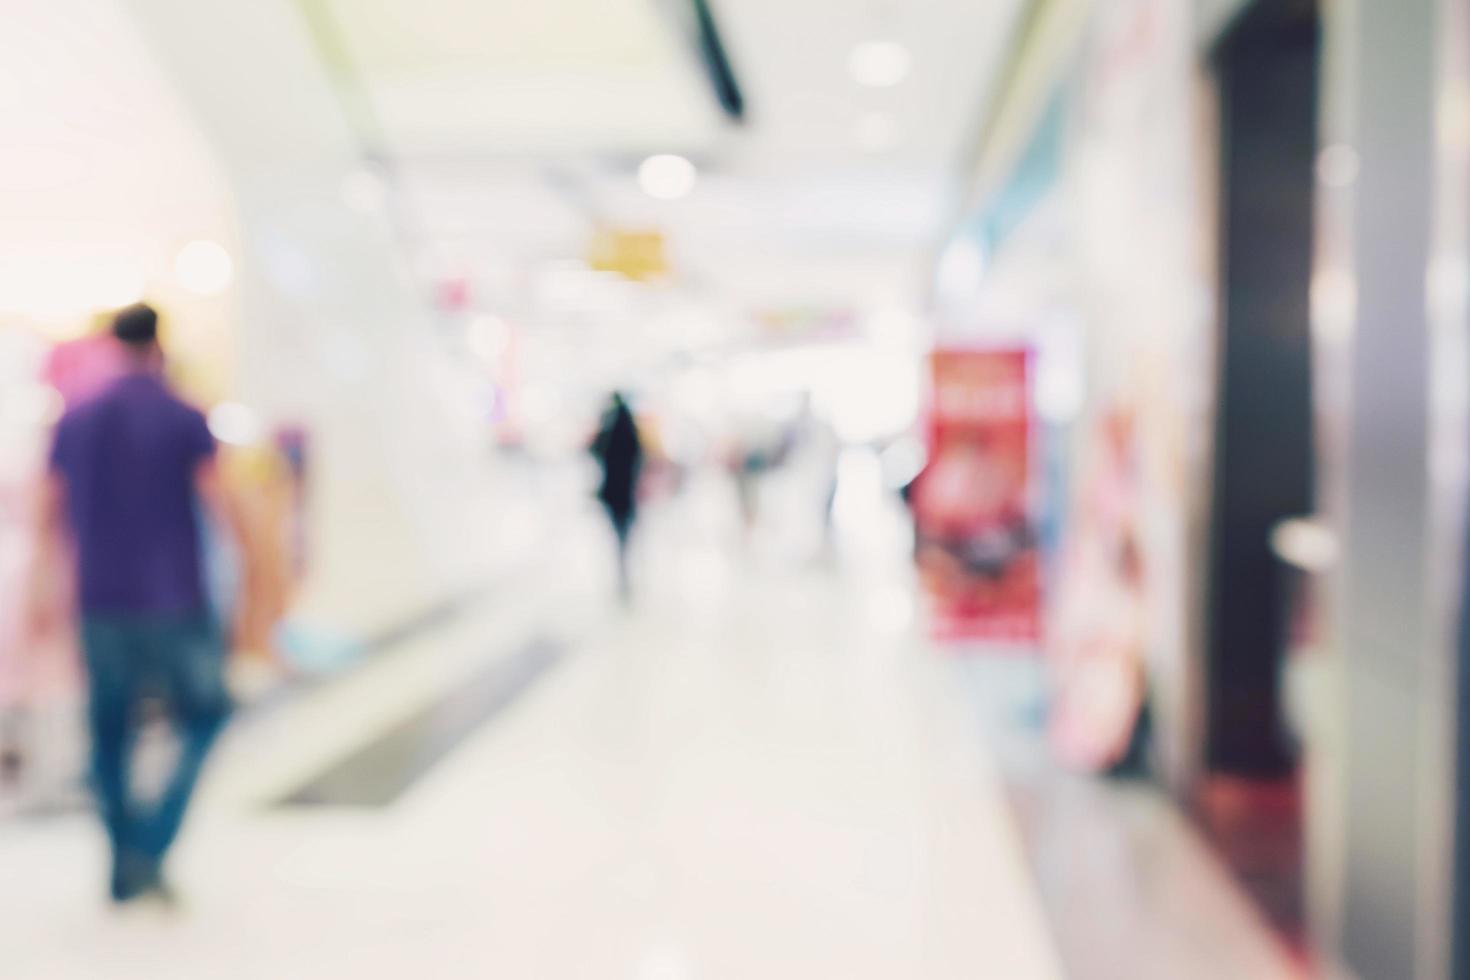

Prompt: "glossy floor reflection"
[0,485,1062,978]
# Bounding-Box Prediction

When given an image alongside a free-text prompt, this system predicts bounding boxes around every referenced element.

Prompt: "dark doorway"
[1199,0,1321,951]
[1206,0,1320,780]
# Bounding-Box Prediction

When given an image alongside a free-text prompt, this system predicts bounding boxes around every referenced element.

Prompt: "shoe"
[111,851,164,905]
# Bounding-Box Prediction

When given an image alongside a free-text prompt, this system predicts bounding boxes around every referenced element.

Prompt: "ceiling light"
[175,239,234,296]
[856,112,899,152]
[849,41,912,88]
[639,154,697,200]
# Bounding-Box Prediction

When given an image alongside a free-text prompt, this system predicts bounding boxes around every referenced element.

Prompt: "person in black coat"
[590,392,643,600]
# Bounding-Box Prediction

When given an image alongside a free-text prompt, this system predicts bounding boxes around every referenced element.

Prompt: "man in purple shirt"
[32,303,240,904]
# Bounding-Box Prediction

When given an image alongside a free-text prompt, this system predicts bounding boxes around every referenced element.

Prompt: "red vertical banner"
[913,349,1040,644]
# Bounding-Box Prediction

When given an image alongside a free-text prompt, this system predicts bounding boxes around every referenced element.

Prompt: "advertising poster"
[1047,407,1148,772]
[913,348,1040,643]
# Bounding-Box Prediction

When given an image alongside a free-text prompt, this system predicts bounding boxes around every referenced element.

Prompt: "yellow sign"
[588,228,668,281]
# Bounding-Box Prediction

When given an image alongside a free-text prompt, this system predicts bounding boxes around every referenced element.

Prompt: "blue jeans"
[81,615,230,896]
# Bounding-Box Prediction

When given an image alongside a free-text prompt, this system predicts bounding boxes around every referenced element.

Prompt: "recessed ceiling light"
[638,154,698,200]
[849,41,912,88]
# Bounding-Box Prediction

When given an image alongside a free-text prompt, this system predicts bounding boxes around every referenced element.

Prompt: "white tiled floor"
[0,486,1063,979]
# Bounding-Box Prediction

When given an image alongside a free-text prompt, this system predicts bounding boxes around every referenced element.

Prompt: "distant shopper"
[726,418,782,540]
[789,394,841,553]
[590,392,643,601]
[29,303,240,905]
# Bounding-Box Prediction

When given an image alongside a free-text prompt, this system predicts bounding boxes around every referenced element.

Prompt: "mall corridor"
[4,0,1470,976]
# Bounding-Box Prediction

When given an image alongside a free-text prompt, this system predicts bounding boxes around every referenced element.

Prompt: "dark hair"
[112,303,159,348]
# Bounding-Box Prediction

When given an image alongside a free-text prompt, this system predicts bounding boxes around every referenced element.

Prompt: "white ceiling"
[311,0,1027,311]
[0,0,1028,423]
[320,0,723,156]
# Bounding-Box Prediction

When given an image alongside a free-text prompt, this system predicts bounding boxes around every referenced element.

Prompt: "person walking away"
[28,303,242,905]
[590,392,643,601]
[789,394,841,558]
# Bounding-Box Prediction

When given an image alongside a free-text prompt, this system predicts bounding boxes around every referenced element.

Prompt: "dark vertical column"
[1206,0,1320,777]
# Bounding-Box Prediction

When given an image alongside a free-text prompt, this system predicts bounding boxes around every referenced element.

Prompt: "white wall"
[121,0,508,644]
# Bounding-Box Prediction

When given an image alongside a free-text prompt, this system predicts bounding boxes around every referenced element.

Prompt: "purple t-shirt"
[50,373,216,617]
